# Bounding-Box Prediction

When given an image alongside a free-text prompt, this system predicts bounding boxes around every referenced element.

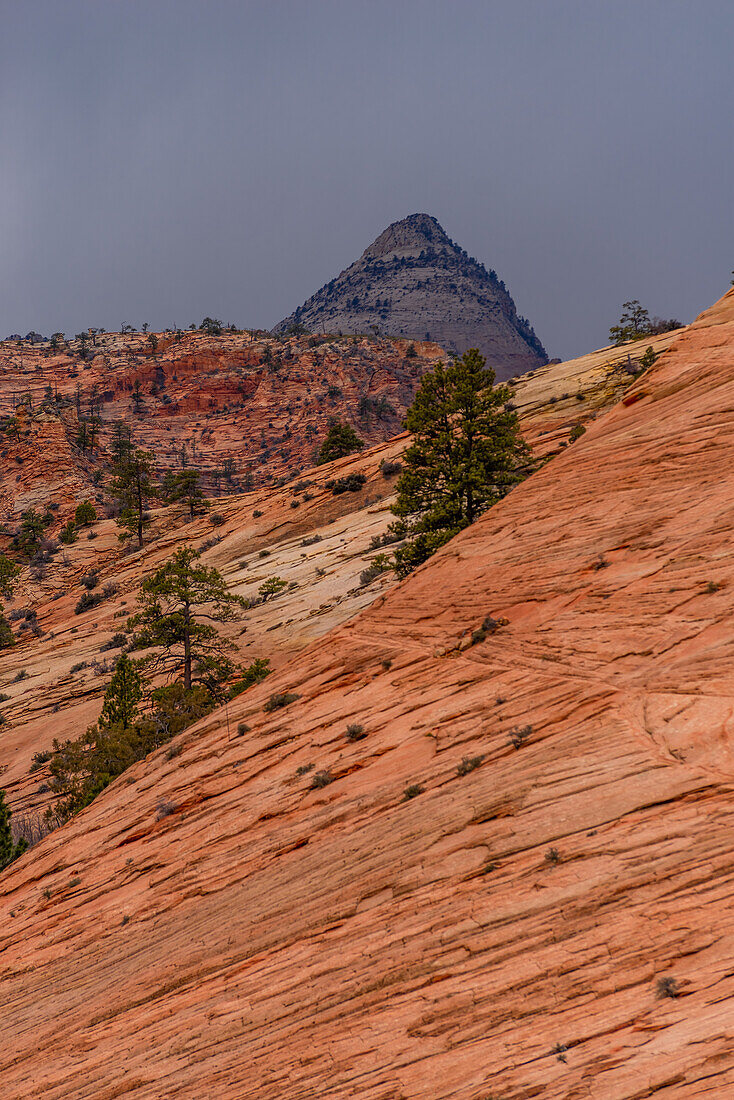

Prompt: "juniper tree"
[16,508,46,556]
[162,469,210,520]
[0,791,27,871]
[99,654,143,730]
[110,421,133,466]
[0,554,20,599]
[317,421,364,464]
[391,348,529,577]
[74,500,97,526]
[609,300,651,345]
[128,548,244,692]
[110,448,155,547]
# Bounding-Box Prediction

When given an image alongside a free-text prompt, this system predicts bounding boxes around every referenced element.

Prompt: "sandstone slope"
[2,296,731,1096]
[0,327,672,808]
[276,213,547,379]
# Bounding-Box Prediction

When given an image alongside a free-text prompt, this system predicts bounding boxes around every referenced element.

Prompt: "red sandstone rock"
[3,298,731,1096]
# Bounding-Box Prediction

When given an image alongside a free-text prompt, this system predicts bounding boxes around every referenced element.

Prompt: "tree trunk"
[136,474,143,547]
[183,602,191,690]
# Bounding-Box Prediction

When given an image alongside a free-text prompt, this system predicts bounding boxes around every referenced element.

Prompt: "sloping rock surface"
[2,293,734,1096]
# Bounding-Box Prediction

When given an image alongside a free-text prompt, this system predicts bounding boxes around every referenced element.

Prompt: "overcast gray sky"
[1,0,732,359]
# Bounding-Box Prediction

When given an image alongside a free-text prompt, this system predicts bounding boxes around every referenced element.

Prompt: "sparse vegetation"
[379,459,402,478]
[59,521,77,545]
[329,472,366,495]
[263,691,299,712]
[310,771,333,789]
[457,755,483,776]
[656,976,679,999]
[508,725,532,749]
[345,723,366,742]
[609,301,683,345]
[229,658,270,697]
[359,554,391,586]
[403,783,424,801]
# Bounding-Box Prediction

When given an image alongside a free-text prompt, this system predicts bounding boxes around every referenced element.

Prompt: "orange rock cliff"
[1,293,733,1096]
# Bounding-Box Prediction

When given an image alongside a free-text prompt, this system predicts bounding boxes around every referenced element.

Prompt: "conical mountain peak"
[276,214,547,378]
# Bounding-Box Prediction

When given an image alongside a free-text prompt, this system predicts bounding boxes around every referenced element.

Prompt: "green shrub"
[59,521,77,545]
[229,658,271,698]
[329,473,366,495]
[74,500,97,526]
[359,554,391,586]
[258,577,287,601]
[379,459,402,478]
[318,422,364,464]
[75,590,104,615]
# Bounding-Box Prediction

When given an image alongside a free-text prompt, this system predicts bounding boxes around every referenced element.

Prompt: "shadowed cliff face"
[276,213,547,379]
[4,293,734,1097]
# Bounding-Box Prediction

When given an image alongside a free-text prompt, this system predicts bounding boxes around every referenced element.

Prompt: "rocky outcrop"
[0,329,444,505]
[276,213,547,379]
[0,290,732,1096]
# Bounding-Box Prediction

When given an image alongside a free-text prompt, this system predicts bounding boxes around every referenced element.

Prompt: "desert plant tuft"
[310,771,333,789]
[330,473,366,495]
[345,723,366,742]
[545,847,561,865]
[457,755,483,776]
[656,976,679,999]
[263,691,299,712]
[403,783,424,801]
[508,725,532,749]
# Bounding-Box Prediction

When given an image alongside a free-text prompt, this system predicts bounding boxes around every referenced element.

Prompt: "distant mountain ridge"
[275,213,547,380]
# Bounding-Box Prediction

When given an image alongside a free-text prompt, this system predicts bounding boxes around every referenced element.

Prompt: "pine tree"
[0,790,27,871]
[609,300,652,345]
[391,349,529,577]
[317,421,364,464]
[110,421,133,466]
[110,448,155,547]
[128,548,244,691]
[16,508,46,556]
[162,469,210,519]
[100,655,143,730]
[0,554,20,599]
